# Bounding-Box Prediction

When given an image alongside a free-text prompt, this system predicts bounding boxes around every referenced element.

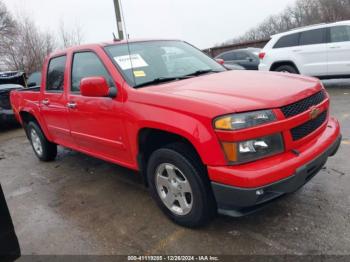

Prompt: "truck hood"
[138,71,323,116]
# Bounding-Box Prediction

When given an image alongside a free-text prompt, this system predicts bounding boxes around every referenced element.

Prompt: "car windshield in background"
[104,40,225,88]
[27,72,42,87]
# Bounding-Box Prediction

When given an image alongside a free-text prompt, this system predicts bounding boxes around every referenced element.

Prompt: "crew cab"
[10,40,341,227]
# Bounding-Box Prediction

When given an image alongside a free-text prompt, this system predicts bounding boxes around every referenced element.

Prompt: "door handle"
[42,99,50,105]
[292,49,302,52]
[67,102,77,109]
[329,46,341,49]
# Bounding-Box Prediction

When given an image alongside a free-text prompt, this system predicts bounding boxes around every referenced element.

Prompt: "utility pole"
[113,0,124,40]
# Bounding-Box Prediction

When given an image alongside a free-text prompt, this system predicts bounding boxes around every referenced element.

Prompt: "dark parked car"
[0,71,25,122]
[215,48,261,70]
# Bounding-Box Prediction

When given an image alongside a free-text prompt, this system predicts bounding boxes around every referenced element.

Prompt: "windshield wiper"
[134,76,189,88]
[182,69,221,77]
[133,69,221,88]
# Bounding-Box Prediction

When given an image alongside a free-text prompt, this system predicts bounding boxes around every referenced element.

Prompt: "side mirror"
[80,77,116,98]
[215,58,225,65]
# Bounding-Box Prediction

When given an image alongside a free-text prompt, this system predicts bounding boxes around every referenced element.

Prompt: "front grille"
[281,91,326,118]
[0,92,11,109]
[291,110,328,141]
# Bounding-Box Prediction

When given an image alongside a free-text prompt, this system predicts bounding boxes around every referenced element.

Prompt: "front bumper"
[0,109,16,122]
[209,118,341,217]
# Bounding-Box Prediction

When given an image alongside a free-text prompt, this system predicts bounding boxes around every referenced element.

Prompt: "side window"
[299,28,326,46]
[330,26,350,43]
[46,56,66,92]
[235,52,250,60]
[221,52,235,61]
[273,33,300,49]
[71,52,115,93]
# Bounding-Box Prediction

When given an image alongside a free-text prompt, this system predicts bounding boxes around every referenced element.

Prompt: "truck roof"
[49,39,181,57]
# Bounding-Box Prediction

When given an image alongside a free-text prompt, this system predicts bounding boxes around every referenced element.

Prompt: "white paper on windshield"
[114,54,148,70]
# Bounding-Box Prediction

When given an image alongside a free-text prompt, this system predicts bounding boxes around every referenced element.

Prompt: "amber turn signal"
[222,142,238,162]
[214,116,232,130]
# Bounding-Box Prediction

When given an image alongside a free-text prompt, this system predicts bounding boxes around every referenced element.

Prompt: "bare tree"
[0,0,17,70]
[218,0,350,47]
[1,14,56,74]
[0,1,86,74]
[58,20,84,49]
[0,1,15,41]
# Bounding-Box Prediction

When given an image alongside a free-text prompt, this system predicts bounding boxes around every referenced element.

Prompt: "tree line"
[0,0,83,74]
[218,0,350,46]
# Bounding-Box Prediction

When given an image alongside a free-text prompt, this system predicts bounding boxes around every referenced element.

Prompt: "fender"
[125,103,227,167]
[18,105,54,142]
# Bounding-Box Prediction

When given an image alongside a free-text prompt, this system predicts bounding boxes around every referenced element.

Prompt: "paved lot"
[0,80,349,256]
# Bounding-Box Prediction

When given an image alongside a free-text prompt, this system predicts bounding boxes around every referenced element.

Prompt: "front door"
[327,25,350,76]
[67,51,130,164]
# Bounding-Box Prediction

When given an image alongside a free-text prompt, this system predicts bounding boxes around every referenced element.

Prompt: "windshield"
[104,40,226,88]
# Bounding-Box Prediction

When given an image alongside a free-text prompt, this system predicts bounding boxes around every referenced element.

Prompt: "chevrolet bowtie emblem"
[310,107,321,120]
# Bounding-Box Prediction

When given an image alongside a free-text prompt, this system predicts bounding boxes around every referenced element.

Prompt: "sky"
[3,0,296,49]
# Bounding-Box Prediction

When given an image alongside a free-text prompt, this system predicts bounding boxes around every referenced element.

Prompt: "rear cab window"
[46,56,67,92]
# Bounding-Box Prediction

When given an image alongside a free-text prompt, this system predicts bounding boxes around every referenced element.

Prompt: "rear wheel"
[274,64,299,74]
[147,143,217,228]
[27,122,57,161]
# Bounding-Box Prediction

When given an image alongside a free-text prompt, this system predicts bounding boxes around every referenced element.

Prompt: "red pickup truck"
[10,40,341,227]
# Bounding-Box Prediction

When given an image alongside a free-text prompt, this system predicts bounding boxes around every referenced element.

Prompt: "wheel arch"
[270,60,300,73]
[137,127,208,186]
[19,110,53,141]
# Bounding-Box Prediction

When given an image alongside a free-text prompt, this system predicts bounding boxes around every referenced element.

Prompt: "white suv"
[259,20,350,78]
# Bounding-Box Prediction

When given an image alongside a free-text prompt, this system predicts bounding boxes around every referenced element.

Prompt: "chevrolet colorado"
[10,40,341,227]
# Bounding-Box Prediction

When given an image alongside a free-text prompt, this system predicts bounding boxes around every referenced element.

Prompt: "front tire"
[27,122,57,162]
[147,143,217,228]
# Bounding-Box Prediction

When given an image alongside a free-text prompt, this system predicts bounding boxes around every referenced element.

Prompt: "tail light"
[259,52,266,60]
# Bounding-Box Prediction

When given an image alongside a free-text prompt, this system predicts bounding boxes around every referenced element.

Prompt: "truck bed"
[10,87,41,123]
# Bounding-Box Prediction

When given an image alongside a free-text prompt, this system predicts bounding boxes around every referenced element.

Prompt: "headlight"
[222,133,284,164]
[214,110,276,130]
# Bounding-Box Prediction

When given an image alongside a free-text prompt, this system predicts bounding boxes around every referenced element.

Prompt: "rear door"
[40,55,73,146]
[296,28,328,76]
[66,51,130,163]
[327,25,350,76]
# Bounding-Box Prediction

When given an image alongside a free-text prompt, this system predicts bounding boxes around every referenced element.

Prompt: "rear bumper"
[209,118,341,217]
[258,63,269,71]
